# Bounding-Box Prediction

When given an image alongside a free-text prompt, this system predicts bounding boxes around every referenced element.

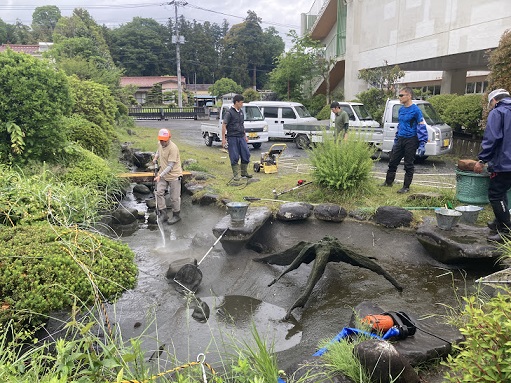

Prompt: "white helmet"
[488,88,510,106]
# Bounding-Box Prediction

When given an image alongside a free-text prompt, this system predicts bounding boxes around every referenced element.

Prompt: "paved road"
[135,119,457,187]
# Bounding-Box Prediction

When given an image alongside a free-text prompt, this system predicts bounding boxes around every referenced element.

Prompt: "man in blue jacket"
[474,88,511,242]
[381,87,428,193]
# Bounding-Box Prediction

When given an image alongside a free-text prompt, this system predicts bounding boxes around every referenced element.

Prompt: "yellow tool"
[253,143,287,174]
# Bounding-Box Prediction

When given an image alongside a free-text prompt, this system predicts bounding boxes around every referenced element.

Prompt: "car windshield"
[352,104,373,120]
[243,105,265,121]
[295,105,312,118]
[417,103,444,125]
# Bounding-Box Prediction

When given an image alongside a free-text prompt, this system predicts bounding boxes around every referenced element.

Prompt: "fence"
[128,107,207,120]
[451,135,481,158]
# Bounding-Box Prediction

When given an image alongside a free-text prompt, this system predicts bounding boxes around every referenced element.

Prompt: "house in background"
[189,83,216,107]
[0,42,53,59]
[120,76,187,105]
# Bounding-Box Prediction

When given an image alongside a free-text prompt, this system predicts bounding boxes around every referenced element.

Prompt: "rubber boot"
[168,211,181,225]
[381,172,396,187]
[158,209,168,223]
[487,200,511,241]
[398,173,413,193]
[231,164,241,181]
[240,163,253,178]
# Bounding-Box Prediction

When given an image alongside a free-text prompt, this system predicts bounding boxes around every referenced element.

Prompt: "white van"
[250,101,317,139]
[330,102,383,147]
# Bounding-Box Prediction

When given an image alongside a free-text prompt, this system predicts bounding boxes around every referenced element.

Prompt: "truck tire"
[251,143,262,149]
[295,134,310,150]
[204,134,214,147]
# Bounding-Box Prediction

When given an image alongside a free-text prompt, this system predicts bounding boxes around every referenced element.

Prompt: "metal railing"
[128,107,207,120]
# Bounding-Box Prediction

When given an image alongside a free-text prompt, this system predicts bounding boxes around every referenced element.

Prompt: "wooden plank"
[118,171,192,182]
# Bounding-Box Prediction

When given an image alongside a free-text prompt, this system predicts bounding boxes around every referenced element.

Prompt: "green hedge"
[0,222,138,328]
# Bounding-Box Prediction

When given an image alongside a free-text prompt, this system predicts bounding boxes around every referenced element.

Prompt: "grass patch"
[115,124,498,225]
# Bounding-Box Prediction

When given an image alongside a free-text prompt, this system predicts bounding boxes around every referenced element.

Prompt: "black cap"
[330,101,340,108]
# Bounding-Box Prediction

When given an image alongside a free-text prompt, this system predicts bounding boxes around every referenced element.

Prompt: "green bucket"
[455,168,490,205]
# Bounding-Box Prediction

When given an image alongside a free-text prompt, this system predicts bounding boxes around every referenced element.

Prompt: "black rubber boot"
[240,163,253,178]
[231,164,241,181]
[168,211,181,225]
[382,172,396,187]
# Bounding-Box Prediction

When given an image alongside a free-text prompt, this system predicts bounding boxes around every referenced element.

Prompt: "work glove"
[417,143,426,157]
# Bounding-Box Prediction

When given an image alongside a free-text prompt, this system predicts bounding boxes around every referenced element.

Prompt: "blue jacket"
[397,104,428,145]
[479,98,511,172]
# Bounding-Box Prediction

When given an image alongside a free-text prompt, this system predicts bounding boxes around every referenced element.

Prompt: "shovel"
[173,227,229,293]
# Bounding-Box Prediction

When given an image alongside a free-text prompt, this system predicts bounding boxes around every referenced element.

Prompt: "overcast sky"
[1,0,314,47]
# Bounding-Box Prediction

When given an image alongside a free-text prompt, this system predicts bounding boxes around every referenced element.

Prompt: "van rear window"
[282,107,296,119]
[263,107,278,118]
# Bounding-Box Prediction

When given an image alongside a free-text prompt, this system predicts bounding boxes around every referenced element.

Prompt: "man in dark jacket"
[222,94,252,182]
[474,88,511,242]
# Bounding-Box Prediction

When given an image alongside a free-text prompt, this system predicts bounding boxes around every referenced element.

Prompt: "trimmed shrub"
[316,104,332,120]
[0,221,138,328]
[0,49,72,164]
[309,130,375,191]
[64,114,111,158]
[443,94,484,135]
[427,94,458,120]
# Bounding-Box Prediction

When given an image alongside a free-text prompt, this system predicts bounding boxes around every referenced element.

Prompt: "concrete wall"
[341,0,511,99]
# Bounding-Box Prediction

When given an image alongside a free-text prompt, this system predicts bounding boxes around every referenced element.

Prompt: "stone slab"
[416,218,500,264]
[213,207,272,253]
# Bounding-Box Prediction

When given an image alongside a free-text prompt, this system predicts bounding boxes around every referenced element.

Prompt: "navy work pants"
[488,171,511,229]
[227,136,250,165]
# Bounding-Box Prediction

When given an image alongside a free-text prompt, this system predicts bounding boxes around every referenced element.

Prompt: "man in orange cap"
[153,128,183,224]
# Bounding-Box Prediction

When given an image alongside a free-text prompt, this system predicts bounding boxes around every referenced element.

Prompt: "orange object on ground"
[362,314,395,332]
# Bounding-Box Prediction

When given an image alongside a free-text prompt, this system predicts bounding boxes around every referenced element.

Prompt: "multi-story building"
[301,0,511,99]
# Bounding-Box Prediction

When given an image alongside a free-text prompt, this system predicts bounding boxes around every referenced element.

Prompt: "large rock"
[354,340,419,383]
[416,218,500,264]
[213,207,272,254]
[276,202,314,221]
[111,206,138,225]
[349,301,463,366]
[373,206,413,228]
[314,203,347,222]
[133,151,154,169]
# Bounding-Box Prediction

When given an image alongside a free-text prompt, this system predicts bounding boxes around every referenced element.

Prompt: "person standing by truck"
[330,101,349,139]
[222,94,252,181]
[474,88,511,242]
[153,128,183,225]
[381,87,428,193]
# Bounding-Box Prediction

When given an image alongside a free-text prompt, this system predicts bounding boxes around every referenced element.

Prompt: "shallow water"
[111,185,496,370]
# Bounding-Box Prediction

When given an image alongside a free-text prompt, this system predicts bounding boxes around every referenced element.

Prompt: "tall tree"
[269,31,316,101]
[108,17,172,76]
[49,8,121,90]
[31,5,61,42]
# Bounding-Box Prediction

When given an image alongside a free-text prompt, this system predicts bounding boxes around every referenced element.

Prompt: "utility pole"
[169,1,187,108]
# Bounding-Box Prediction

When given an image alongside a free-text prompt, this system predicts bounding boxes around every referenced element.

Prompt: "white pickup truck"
[284,100,453,159]
[201,103,269,149]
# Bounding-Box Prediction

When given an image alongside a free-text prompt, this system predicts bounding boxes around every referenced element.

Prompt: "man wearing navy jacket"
[474,88,511,242]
